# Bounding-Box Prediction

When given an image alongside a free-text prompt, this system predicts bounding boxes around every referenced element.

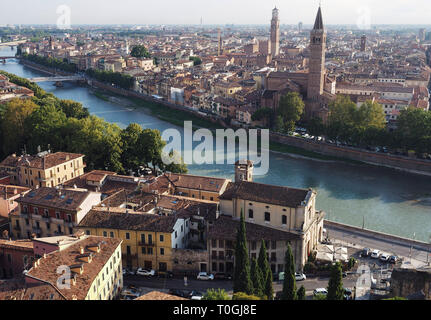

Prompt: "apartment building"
[0,151,86,188]
[10,187,102,239]
[76,208,189,272]
[25,235,123,300]
[0,239,34,278]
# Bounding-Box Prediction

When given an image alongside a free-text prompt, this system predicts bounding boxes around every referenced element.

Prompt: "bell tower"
[235,160,253,182]
[270,7,280,58]
[307,6,326,101]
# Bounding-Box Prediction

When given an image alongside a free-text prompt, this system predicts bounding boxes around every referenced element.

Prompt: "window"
[251,241,257,251]
[141,234,145,244]
[86,230,90,235]
[271,241,276,250]
[212,239,217,248]
[34,207,39,214]
[159,235,164,242]
[160,248,164,255]
[125,233,130,240]
[147,247,153,255]
[66,214,72,223]
[174,231,177,239]
[282,215,287,225]
[248,209,253,219]
[110,232,114,238]
[55,212,60,219]
[141,247,146,254]
[148,235,152,244]
[264,212,270,222]
[103,231,107,237]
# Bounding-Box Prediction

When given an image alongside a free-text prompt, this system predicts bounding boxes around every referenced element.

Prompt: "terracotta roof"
[220,181,311,208]
[0,239,34,251]
[77,210,178,233]
[0,279,65,300]
[16,187,94,212]
[26,236,122,300]
[208,215,300,241]
[165,173,229,193]
[0,152,84,170]
[135,291,187,300]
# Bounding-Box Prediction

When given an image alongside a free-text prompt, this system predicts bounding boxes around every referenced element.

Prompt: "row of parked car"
[361,248,399,264]
[122,269,233,281]
[168,289,204,300]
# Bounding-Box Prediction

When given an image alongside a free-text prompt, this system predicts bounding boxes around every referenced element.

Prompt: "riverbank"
[16,58,431,176]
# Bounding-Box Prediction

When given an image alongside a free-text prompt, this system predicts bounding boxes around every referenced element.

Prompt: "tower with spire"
[270,7,280,58]
[307,6,326,101]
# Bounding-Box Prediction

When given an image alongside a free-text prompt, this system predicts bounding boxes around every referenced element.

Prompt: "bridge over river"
[28,75,86,83]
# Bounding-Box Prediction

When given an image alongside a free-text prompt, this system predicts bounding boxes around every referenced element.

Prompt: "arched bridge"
[28,75,86,83]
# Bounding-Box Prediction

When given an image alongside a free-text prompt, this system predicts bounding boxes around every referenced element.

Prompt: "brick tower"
[307,6,326,101]
[270,7,280,58]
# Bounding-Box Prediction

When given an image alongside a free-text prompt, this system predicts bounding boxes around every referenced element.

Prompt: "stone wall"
[391,268,431,299]
[270,133,431,176]
[171,248,209,276]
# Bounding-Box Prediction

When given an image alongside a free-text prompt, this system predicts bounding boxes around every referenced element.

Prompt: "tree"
[327,262,344,300]
[189,56,202,66]
[1,98,38,155]
[258,239,273,300]
[251,107,274,127]
[297,286,306,300]
[232,292,261,300]
[274,115,284,133]
[203,289,231,300]
[233,209,253,295]
[130,45,151,58]
[120,123,145,174]
[277,92,305,133]
[58,99,89,119]
[250,257,264,298]
[281,243,297,300]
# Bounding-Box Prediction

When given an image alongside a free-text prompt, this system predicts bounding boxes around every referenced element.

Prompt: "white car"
[295,272,306,281]
[371,250,381,259]
[136,268,155,276]
[197,272,214,280]
[313,288,328,296]
[380,254,390,262]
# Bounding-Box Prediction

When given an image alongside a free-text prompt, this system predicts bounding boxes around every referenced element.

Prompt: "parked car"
[122,268,135,276]
[214,273,232,280]
[371,250,381,259]
[361,248,371,257]
[313,288,328,296]
[380,253,390,262]
[197,272,214,281]
[157,271,173,278]
[189,291,204,300]
[389,255,399,264]
[295,272,306,281]
[136,268,155,276]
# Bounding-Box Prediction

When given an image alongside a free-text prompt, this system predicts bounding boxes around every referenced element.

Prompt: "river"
[1,47,430,242]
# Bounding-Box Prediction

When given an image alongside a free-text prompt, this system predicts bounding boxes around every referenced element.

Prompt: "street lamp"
[428,235,431,266]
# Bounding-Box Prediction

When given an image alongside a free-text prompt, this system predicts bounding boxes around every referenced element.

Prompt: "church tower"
[307,6,326,101]
[270,7,280,58]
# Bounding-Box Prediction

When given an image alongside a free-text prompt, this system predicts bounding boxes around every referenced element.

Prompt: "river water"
[1,47,430,242]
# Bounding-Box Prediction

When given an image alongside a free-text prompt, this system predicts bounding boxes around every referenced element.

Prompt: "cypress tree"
[250,257,264,298]
[258,239,273,300]
[297,286,306,300]
[281,243,297,300]
[233,209,253,294]
[327,262,344,300]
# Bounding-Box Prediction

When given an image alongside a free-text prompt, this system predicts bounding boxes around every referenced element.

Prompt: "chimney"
[79,246,84,254]
[43,253,47,259]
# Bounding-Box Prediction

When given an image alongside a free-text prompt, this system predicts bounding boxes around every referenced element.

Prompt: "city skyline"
[1,0,431,26]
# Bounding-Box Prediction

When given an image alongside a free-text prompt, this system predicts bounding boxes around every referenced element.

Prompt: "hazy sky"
[1,0,431,26]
